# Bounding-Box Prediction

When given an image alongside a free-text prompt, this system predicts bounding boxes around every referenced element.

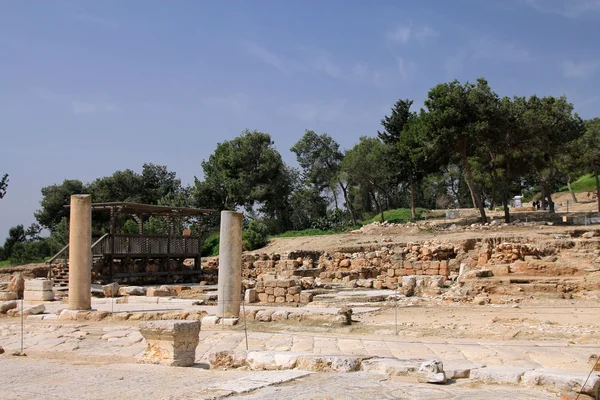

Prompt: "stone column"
[68,194,92,310]
[217,211,242,318]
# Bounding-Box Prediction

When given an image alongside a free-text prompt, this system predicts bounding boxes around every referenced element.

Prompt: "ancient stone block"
[0,292,17,301]
[274,287,286,297]
[138,320,201,367]
[25,279,53,291]
[287,286,301,295]
[265,287,274,295]
[299,292,313,303]
[23,290,55,301]
[286,294,295,302]
[0,300,17,313]
[267,295,275,303]
[257,293,269,302]
[293,294,300,302]
[102,282,120,298]
[245,289,257,303]
[275,296,285,303]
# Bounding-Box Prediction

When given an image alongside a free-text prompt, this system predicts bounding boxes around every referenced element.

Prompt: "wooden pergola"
[65,201,217,284]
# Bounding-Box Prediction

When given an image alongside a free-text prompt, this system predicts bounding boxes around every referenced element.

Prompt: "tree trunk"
[461,142,487,223]
[567,177,578,203]
[339,181,357,225]
[540,180,555,213]
[371,192,384,222]
[595,164,600,213]
[410,179,416,220]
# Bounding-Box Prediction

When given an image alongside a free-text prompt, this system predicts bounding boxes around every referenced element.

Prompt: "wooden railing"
[92,234,200,257]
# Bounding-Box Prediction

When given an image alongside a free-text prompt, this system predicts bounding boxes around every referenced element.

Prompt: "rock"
[361,358,424,376]
[246,351,300,370]
[0,345,4,354]
[201,315,220,326]
[296,355,363,372]
[255,310,274,322]
[473,296,490,305]
[271,310,289,321]
[119,286,145,296]
[522,368,600,396]
[244,289,256,303]
[299,292,313,303]
[335,306,352,325]
[138,320,201,367]
[8,273,24,298]
[209,350,248,369]
[0,292,17,301]
[23,290,54,301]
[20,304,45,316]
[470,366,531,384]
[417,359,447,383]
[0,300,17,313]
[146,286,175,297]
[582,231,597,239]
[102,282,120,298]
[221,318,238,326]
[59,309,80,320]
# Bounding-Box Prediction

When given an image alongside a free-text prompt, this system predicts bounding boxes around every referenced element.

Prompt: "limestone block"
[299,292,313,303]
[522,368,600,396]
[287,286,301,295]
[267,295,275,303]
[8,273,24,297]
[265,287,274,295]
[244,289,256,303]
[271,310,289,321]
[275,296,285,303]
[361,358,424,376]
[201,315,220,326]
[255,309,274,322]
[23,290,54,301]
[209,350,248,369]
[470,366,531,384]
[20,304,46,316]
[59,309,80,320]
[0,292,17,301]
[0,300,17,313]
[274,287,286,297]
[25,279,53,291]
[102,282,120,297]
[257,293,269,302]
[246,350,300,370]
[139,320,201,367]
[417,359,447,383]
[118,286,145,296]
[221,318,239,326]
[146,286,175,297]
[296,355,362,372]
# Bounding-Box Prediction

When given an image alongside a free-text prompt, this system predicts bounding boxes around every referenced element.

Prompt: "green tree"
[0,174,8,199]
[35,179,87,231]
[290,130,356,223]
[193,129,293,231]
[581,118,600,211]
[424,78,498,223]
[518,95,585,212]
[342,136,392,222]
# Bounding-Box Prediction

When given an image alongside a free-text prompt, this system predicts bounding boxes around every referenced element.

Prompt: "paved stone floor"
[0,321,596,371]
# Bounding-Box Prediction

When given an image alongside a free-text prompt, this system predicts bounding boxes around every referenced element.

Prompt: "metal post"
[20,297,24,354]
[395,283,399,336]
[242,294,249,350]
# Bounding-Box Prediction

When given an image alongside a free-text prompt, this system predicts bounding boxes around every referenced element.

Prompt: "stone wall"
[254,277,314,304]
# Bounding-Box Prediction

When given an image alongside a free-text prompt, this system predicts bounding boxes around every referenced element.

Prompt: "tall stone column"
[68,194,92,310]
[217,211,242,318]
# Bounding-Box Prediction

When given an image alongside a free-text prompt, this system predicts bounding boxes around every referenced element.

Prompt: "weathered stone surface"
[473,296,490,305]
[209,350,248,369]
[201,315,221,326]
[0,300,17,313]
[245,289,256,303]
[25,279,53,291]
[0,292,17,301]
[23,290,54,301]
[8,273,24,297]
[522,368,600,396]
[118,286,145,296]
[146,286,175,297]
[59,309,79,320]
[102,282,120,297]
[444,361,485,379]
[299,292,313,303]
[255,310,274,322]
[20,304,46,316]
[470,366,531,384]
[361,358,424,376]
[138,320,201,367]
[271,310,289,321]
[417,359,447,383]
[221,318,239,326]
[246,351,301,370]
[296,355,363,372]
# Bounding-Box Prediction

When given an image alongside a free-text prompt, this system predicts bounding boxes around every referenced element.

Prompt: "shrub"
[201,233,220,257]
[243,220,269,251]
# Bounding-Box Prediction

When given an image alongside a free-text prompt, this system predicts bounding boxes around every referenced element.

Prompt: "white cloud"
[387,24,412,44]
[396,57,417,78]
[523,0,600,18]
[387,23,438,44]
[562,60,600,78]
[242,41,286,72]
[299,47,345,79]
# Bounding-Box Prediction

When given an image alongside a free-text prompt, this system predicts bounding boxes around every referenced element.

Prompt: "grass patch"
[363,208,426,224]
[273,228,339,238]
[559,174,597,193]
[0,260,12,268]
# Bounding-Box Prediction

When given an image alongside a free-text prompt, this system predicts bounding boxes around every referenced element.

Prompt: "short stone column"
[24,279,54,301]
[138,320,201,367]
[217,211,243,318]
[68,194,92,310]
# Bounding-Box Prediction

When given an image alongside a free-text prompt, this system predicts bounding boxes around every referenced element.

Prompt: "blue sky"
[1,0,599,240]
